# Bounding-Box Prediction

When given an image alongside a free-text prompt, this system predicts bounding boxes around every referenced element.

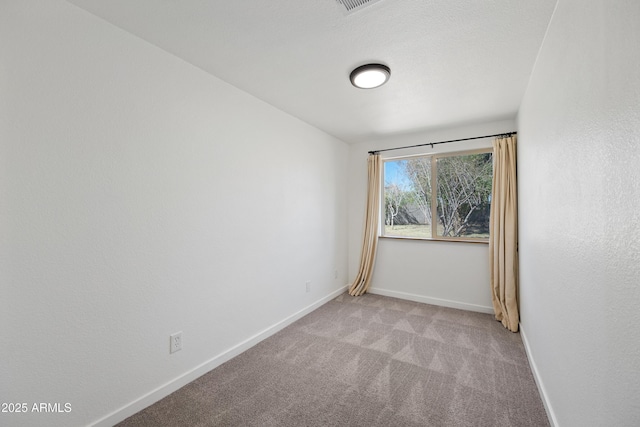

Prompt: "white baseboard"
[91,285,348,427]
[368,287,494,314]
[520,324,558,427]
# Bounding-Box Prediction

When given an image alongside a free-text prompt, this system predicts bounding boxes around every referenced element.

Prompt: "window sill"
[379,235,489,244]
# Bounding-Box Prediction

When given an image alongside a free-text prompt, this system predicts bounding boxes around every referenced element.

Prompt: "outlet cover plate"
[170,331,182,353]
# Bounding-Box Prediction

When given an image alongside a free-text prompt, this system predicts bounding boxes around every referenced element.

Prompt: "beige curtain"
[490,135,520,332]
[349,154,381,296]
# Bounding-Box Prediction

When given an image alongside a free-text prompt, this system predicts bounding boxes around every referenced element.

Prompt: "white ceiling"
[67,0,557,144]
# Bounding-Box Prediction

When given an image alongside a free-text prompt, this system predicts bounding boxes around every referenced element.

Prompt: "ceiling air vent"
[336,0,383,15]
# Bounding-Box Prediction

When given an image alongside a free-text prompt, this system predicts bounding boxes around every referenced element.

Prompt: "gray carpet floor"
[117,293,549,426]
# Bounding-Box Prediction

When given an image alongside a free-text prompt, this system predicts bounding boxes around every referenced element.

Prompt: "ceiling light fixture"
[349,63,391,89]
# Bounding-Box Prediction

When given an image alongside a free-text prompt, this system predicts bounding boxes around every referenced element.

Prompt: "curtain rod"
[368,131,517,155]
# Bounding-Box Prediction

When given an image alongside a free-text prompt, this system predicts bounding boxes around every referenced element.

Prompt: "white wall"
[518,0,640,425]
[348,119,516,312]
[0,2,348,426]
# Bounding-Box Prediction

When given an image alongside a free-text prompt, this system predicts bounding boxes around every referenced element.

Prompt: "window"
[382,149,493,241]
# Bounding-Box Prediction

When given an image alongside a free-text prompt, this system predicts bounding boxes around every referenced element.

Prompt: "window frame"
[380,147,493,244]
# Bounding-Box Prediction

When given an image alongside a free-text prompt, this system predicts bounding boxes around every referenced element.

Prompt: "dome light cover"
[350,64,391,89]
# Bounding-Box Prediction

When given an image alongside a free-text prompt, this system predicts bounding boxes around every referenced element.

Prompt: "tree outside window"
[383,150,492,241]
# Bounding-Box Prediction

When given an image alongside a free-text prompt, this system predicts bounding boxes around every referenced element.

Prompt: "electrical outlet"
[334,269,338,279]
[170,331,182,354]
[305,281,311,293]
